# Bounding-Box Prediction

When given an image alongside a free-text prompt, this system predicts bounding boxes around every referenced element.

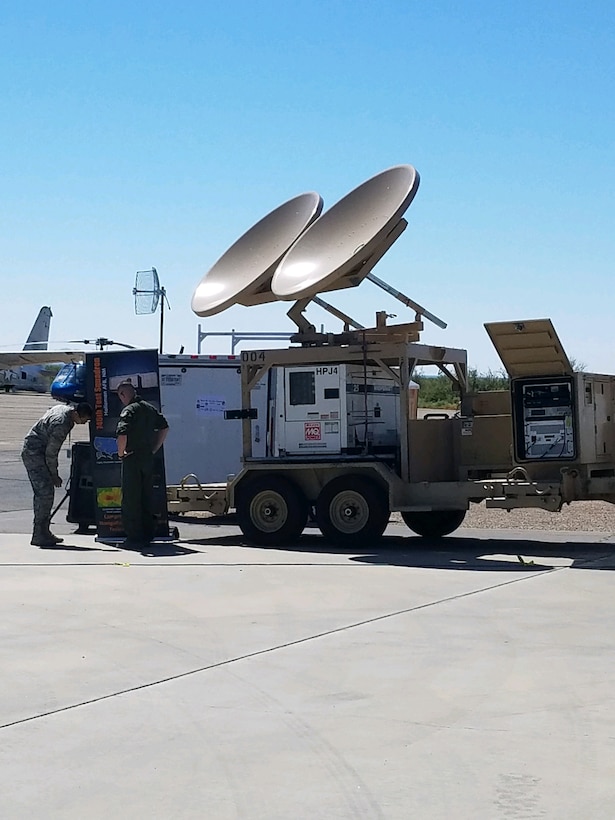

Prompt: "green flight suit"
[116,396,169,545]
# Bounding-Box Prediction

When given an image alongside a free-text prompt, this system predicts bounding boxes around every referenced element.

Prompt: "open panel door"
[484,319,573,378]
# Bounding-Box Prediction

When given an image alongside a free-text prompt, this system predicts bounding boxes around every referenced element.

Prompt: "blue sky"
[1,1,614,372]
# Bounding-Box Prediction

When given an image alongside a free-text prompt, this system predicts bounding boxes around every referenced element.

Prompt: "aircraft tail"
[23,307,52,351]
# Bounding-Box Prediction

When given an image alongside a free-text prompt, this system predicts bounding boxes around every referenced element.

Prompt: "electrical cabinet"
[270,363,416,457]
[575,374,615,464]
[483,319,615,471]
[512,376,576,461]
[511,373,615,465]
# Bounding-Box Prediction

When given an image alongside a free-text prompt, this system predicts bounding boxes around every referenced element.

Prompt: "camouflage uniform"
[116,395,168,545]
[21,404,76,544]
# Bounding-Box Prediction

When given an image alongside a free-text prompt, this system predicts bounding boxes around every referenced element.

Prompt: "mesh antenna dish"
[191,192,323,317]
[271,165,446,330]
[133,267,170,353]
[134,267,161,314]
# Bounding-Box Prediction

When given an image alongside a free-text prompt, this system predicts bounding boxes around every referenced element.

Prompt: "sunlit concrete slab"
[1,523,615,818]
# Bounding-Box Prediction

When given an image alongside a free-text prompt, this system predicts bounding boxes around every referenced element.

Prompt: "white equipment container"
[159,355,267,484]
[269,363,418,456]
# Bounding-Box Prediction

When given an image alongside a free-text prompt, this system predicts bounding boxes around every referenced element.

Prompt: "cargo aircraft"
[0,307,83,393]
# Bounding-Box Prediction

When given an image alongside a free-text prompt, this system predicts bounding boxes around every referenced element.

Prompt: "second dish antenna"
[190,165,446,343]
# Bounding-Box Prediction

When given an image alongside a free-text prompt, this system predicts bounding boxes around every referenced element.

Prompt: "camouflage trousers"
[21,450,55,529]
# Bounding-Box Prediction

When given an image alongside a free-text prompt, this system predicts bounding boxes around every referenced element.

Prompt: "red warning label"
[304,422,322,441]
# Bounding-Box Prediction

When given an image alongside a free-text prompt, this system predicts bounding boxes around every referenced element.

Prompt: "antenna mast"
[133,267,170,353]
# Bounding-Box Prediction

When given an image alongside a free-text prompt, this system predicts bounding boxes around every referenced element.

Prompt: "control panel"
[512,377,576,461]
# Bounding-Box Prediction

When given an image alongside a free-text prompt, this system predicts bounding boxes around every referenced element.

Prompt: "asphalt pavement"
[2,393,615,819]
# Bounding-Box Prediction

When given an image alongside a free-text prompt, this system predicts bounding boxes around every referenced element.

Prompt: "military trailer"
[167,316,615,546]
[170,164,615,544]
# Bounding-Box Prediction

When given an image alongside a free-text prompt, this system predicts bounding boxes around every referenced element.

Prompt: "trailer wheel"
[401,510,466,538]
[316,476,389,547]
[236,477,308,546]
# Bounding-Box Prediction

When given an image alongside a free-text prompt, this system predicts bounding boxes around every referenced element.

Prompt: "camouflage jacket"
[22,404,75,479]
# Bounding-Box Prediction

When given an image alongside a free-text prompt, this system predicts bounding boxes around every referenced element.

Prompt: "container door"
[160,364,249,483]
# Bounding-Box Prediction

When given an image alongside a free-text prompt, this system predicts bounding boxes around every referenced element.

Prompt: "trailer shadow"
[351,538,615,572]
[180,527,615,571]
[331,533,615,571]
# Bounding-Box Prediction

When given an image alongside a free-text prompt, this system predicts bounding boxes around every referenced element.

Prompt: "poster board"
[85,349,169,542]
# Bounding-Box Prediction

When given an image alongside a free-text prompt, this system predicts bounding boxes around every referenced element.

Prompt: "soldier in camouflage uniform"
[21,402,93,546]
[116,382,169,548]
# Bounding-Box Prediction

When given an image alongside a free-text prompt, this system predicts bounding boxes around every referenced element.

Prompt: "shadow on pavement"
[180,528,615,571]
[169,513,238,526]
[37,543,119,553]
[110,542,201,558]
[137,543,201,557]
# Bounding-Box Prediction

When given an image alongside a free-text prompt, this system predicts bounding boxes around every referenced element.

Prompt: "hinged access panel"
[484,319,573,379]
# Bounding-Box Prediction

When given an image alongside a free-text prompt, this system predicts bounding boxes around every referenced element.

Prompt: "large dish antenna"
[272,165,446,330]
[191,192,323,318]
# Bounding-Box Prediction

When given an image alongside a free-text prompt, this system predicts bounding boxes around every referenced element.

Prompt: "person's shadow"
[37,543,117,552]
[113,541,200,557]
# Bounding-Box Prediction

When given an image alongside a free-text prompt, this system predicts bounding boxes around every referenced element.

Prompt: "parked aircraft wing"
[0,351,84,367]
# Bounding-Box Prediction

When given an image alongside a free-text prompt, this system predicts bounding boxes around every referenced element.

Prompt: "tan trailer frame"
[167,319,615,544]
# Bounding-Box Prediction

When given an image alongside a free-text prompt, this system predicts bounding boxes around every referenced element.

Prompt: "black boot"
[43,518,64,544]
[31,526,57,547]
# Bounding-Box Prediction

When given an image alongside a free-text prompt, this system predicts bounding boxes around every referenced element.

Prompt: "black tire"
[401,509,466,538]
[236,476,308,546]
[316,476,389,547]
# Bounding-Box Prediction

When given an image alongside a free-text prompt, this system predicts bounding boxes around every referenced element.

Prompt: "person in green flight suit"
[115,381,169,548]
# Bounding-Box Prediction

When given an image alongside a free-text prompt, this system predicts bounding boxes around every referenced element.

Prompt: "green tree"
[416,369,509,408]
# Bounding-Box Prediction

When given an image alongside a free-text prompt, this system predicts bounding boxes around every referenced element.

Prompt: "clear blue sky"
[1,1,614,373]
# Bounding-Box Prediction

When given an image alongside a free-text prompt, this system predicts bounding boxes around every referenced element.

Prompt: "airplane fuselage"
[0,365,51,393]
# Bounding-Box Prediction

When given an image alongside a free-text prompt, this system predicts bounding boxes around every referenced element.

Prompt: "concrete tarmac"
[2,394,615,818]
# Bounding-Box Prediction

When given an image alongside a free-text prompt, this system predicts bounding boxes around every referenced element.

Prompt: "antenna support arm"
[366,271,447,329]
